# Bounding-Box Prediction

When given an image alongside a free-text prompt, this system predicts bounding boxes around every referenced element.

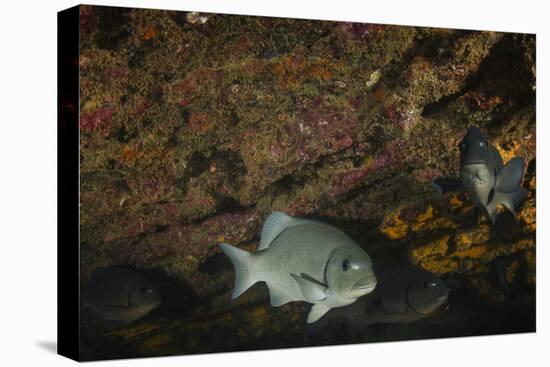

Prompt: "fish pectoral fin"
[267,284,293,307]
[495,157,525,193]
[486,187,529,223]
[431,178,462,195]
[307,304,331,324]
[259,212,305,251]
[290,273,327,303]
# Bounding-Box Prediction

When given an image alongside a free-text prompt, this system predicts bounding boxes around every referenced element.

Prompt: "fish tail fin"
[219,243,256,300]
[487,187,529,223]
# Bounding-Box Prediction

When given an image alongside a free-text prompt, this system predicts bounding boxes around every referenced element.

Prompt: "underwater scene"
[78,5,536,361]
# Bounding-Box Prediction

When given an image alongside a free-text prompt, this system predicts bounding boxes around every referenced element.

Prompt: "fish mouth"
[470,177,486,185]
[351,276,377,292]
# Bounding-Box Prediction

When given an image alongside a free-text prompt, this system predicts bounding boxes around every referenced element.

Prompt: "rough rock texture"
[78,6,535,359]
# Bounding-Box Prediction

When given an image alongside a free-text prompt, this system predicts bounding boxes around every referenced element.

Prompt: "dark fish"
[310,264,449,335]
[82,267,161,323]
[432,126,529,224]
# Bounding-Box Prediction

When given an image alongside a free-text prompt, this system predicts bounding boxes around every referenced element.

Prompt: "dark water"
[79,270,535,361]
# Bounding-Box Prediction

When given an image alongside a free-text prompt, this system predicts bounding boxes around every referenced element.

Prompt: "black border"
[57,4,80,361]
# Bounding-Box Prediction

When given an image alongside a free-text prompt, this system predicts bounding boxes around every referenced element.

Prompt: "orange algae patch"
[419,258,459,275]
[450,194,463,208]
[454,245,488,259]
[412,236,457,275]
[380,210,408,240]
[121,145,140,165]
[416,205,434,222]
[410,235,450,262]
[454,225,490,251]
[495,141,522,163]
[511,238,535,252]
[517,199,536,232]
[455,232,473,250]
[143,27,157,40]
[411,205,457,232]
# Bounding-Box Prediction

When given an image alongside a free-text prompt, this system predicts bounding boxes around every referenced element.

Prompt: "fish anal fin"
[307,304,331,324]
[290,273,327,303]
[267,284,293,307]
[259,212,304,251]
[431,178,462,195]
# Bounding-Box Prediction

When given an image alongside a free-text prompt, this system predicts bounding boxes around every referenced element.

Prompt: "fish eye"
[424,281,437,288]
[142,288,154,294]
[342,260,350,272]
[479,141,484,147]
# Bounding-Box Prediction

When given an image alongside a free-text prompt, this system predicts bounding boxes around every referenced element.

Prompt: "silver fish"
[219,211,377,323]
[432,126,529,223]
[82,267,161,323]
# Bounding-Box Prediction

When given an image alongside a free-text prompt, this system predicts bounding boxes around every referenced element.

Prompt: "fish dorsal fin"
[290,273,327,303]
[307,304,331,324]
[259,211,304,251]
[495,157,525,193]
